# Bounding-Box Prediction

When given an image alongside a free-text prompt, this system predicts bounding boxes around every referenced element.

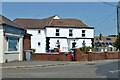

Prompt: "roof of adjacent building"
[94,36,117,43]
[0,15,24,29]
[13,15,92,29]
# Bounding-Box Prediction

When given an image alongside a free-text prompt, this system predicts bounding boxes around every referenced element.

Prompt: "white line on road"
[109,70,120,73]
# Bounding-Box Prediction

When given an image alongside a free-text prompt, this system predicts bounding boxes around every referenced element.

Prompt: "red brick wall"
[90,52,120,61]
[31,49,120,61]
[106,53,120,59]
[31,53,70,61]
[92,53,105,60]
[74,49,88,61]
[74,49,120,61]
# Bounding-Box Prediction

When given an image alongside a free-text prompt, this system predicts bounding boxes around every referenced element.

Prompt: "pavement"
[1,59,119,69]
[1,60,75,69]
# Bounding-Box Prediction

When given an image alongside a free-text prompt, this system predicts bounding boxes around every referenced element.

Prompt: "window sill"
[5,51,19,54]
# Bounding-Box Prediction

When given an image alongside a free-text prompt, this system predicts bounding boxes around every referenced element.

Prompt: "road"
[2,60,120,78]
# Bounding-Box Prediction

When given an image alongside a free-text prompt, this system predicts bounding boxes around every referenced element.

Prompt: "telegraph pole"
[117,5,119,38]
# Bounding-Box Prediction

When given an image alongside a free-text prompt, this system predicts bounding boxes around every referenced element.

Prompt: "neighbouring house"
[0,15,25,63]
[14,15,94,53]
[94,33,117,52]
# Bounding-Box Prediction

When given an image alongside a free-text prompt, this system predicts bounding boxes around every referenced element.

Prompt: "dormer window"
[82,30,85,37]
[69,29,73,36]
[56,29,59,36]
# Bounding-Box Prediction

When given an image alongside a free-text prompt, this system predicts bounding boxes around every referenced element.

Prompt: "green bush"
[5,59,8,63]
[79,46,95,54]
[29,48,36,53]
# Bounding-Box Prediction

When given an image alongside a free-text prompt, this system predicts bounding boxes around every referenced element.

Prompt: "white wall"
[49,38,92,52]
[46,27,94,52]
[49,38,68,52]
[27,29,46,53]
[26,27,94,53]
[46,27,94,38]
[0,25,4,63]
[69,39,92,49]
[3,34,24,63]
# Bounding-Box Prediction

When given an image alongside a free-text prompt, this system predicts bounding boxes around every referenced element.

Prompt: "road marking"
[109,70,120,73]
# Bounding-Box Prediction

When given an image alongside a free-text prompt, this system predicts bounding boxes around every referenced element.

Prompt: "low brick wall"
[31,49,120,61]
[74,49,120,61]
[92,53,105,60]
[106,52,120,59]
[91,52,120,61]
[31,52,70,61]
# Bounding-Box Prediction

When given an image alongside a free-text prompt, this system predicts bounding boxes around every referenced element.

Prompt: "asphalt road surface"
[2,60,120,78]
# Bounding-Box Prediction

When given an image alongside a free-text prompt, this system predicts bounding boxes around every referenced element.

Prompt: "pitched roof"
[94,36,117,43]
[0,15,24,29]
[13,15,92,29]
[14,18,47,29]
[49,19,88,27]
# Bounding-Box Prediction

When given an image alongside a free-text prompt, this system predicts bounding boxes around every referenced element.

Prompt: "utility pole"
[117,5,119,38]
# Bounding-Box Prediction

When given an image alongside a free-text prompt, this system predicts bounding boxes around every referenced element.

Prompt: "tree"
[114,34,120,49]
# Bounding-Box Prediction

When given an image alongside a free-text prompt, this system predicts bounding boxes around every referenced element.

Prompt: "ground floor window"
[8,37,19,51]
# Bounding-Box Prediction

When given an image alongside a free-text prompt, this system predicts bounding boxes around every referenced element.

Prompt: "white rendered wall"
[3,34,24,63]
[46,27,94,38]
[0,25,4,63]
[46,27,94,52]
[49,38,68,52]
[69,39,92,49]
[49,38,92,52]
[27,29,46,53]
[19,37,23,61]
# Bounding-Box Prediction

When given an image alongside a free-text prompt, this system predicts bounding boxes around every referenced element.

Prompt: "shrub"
[5,59,8,63]
[79,46,95,54]
[29,48,36,53]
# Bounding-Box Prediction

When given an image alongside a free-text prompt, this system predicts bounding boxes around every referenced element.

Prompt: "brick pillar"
[88,52,93,61]
[118,51,120,59]
[104,52,108,60]
[74,49,81,61]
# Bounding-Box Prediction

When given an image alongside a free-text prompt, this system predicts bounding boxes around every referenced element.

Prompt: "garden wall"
[74,49,120,61]
[31,52,70,61]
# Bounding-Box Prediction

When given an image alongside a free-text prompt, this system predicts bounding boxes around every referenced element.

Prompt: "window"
[56,40,60,48]
[106,38,111,40]
[69,29,73,36]
[8,37,18,51]
[101,42,105,46]
[38,30,41,34]
[96,38,98,40]
[105,42,109,45]
[82,40,86,47]
[38,42,41,46]
[56,29,59,36]
[82,30,85,37]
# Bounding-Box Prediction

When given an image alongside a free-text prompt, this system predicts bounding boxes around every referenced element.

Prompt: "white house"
[0,15,24,63]
[14,15,94,53]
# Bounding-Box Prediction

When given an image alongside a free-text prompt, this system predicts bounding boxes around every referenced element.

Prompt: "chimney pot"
[100,33,102,40]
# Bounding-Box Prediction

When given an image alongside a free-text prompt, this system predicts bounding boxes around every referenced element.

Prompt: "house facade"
[94,34,117,52]
[94,34,117,47]
[14,15,94,53]
[0,15,24,63]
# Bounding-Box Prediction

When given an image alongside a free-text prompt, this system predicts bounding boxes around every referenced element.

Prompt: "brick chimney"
[100,33,102,40]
